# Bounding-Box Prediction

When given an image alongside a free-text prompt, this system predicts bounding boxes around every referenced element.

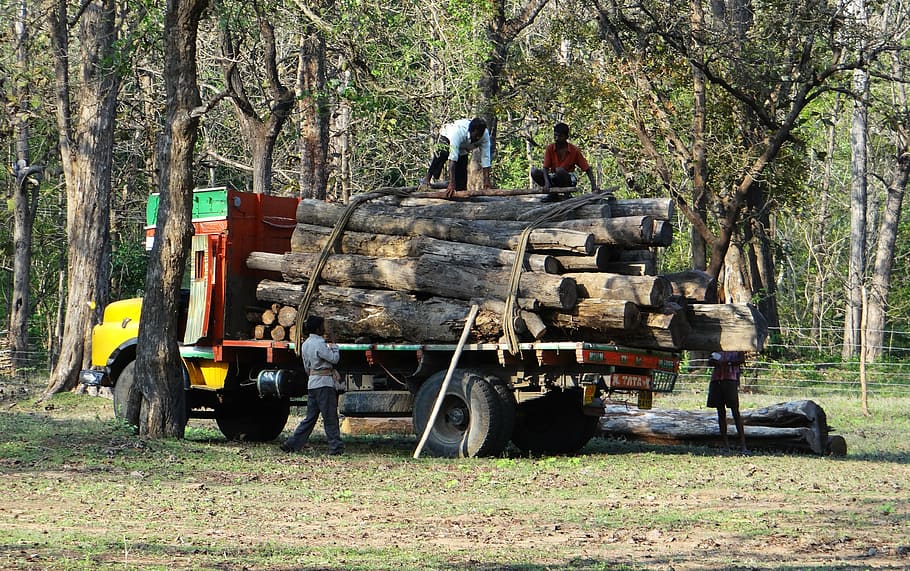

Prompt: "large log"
[547,216,656,247]
[291,223,559,273]
[565,273,672,307]
[553,246,614,272]
[681,303,768,352]
[664,269,718,303]
[544,299,641,331]
[609,197,675,221]
[255,282,504,343]
[247,251,578,309]
[600,306,690,350]
[296,199,595,254]
[366,197,612,221]
[598,400,845,456]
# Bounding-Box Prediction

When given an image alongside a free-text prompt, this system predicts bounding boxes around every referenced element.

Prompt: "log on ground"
[598,400,844,455]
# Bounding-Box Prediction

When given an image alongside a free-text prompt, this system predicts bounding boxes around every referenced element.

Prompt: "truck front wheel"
[412,369,506,458]
[215,397,290,442]
[511,389,599,455]
[112,361,145,431]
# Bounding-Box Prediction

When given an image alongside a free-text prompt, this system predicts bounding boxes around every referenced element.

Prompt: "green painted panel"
[146,187,230,227]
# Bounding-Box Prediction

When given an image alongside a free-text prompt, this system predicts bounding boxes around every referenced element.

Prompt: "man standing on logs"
[281,316,344,455]
[531,122,599,202]
[420,117,492,197]
[707,350,749,454]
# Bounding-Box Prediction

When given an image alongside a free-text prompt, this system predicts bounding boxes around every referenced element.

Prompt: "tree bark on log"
[565,273,672,307]
[368,197,612,221]
[609,198,675,221]
[296,199,595,253]
[547,216,655,247]
[598,400,845,455]
[291,223,559,273]
[544,299,641,331]
[682,303,768,352]
[664,269,718,303]
[248,251,578,309]
[255,282,503,342]
[553,246,614,271]
[599,307,690,350]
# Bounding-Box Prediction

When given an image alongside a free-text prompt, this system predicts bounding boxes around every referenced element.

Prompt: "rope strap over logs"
[501,189,615,355]
[292,187,413,353]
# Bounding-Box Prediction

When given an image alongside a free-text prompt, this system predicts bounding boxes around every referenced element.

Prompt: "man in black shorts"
[707,351,748,454]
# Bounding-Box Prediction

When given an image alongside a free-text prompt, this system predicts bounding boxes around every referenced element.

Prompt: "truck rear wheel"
[215,397,290,442]
[511,389,599,455]
[412,369,506,458]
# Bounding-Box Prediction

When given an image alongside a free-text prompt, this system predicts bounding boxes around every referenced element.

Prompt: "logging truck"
[81,187,684,457]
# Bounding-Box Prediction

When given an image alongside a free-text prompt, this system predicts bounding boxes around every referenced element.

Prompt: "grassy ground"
[0,381,907,570]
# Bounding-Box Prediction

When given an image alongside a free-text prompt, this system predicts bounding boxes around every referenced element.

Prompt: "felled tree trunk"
[682,303,768,352]
[247,251,578,309]
[608,197,674,220]
[255,282,503,342]
[291,223,559,273]
[599,400,846,456]
[565,273,672,307]
[664,269,718,303]
[544,299,640,331]
[371,197,613,221]
[296,199,594,253]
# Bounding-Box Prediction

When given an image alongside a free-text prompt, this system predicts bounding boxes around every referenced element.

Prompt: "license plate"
[610,373,652,390]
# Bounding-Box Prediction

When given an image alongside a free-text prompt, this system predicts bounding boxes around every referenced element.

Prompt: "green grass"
[0,383,908,570]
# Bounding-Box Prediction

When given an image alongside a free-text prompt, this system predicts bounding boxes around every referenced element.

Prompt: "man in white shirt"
[281,316,344,455]
[420,117,493,197]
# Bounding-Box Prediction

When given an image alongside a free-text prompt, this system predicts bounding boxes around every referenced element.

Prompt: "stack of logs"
[246,191,767,351]
[248,303,298,342]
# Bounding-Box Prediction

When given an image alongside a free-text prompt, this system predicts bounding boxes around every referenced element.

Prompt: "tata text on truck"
[81,187,680,457]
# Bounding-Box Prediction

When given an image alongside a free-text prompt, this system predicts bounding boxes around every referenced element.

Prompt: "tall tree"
[9,0,43,370]
[134,0,208,438]
[217,0,295,195]
[294,0,332,199]
[592,0,897,318]
[44,0,120,396]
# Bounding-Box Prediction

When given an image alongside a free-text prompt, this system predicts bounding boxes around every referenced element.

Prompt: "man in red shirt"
[531,122,598,201]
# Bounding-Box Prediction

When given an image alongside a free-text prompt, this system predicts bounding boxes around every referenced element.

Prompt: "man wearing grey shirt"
[281,315,344,455]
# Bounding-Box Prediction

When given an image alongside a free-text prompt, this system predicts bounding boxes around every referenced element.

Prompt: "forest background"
[2,0,910,407]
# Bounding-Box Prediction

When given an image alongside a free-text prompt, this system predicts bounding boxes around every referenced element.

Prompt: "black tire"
[412,369,504,458]
[215,397,290,442]
[112,361,142,431]
[511,388,599,455]
[482,374,517,455]
[339,391,414,416]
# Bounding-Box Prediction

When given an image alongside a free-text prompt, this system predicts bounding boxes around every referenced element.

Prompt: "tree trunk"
[375,197,612,221]
[247,251,578,309]
[297,27,329,199]
[291,223,559,273]
[221,12,295,195]
[44,0,118,396]
[255,283,503,342]
[9,0,42,371]
[662,269,717,303]
[295,199,595,253]
[565,273,672,307]
[865,151,910,361]
[599,400,844,455]
[844,64,870,359]
[682,303,768,352]
[135,0,208,438]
